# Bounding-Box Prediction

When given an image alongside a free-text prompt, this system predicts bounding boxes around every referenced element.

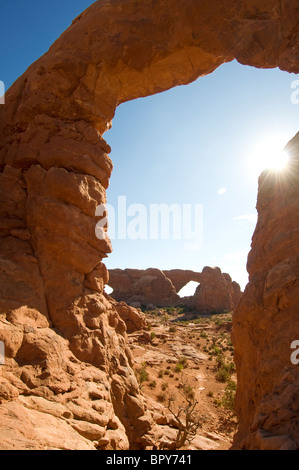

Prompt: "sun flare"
[249,135,290,177]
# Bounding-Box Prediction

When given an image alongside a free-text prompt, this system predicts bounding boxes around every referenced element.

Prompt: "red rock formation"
[109,267,242,313]
[163,269,202,293]
[232,133,299,450]
[111,299,148,334]
[192,267,242,313]
[109,268,179,307]
[0,0,298,450]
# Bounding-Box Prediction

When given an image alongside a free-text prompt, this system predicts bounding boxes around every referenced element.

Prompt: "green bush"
[216,367,230,383]
[175,363,184,372]
[149,380,157,389]
[139,362,149,384]
[222,380,237,411]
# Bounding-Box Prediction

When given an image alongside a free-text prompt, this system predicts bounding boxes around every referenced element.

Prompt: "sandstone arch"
[0,0,298,450]
[163,269,202,293]
[108,267,242,313]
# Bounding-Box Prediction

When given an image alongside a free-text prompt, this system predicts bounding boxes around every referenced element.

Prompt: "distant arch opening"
[177,281,200,298]
[104,285,114,295]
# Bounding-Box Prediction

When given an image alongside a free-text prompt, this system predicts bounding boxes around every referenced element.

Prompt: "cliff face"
[232,133,299,450]
[0,0,298,450]
[0,128,153,449]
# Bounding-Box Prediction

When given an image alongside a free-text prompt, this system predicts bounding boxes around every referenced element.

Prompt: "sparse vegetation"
[138,362,149,385]
[222,380,237,411]
[167,380,202,449]
[161,382,168,391]
[149,380,157,389]
[157,392,167,403]
[216,367,231,383]
[175,362,184,372]
[132,307,237,449]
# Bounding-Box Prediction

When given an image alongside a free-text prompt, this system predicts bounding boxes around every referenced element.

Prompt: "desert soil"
[128,308,238,450]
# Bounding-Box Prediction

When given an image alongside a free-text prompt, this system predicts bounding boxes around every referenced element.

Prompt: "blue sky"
[1,1,298,292]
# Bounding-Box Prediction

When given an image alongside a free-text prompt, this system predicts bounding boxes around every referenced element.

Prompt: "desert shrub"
[157,393,166,402]
[167,381,202,449]
[165,306,176,314]
[138,362,149,384]
[178,356,188,368]
[216,367,231,383]
[183,384,195,398]
[222,380,237,411]
[216,354,225,369]
[212,346,222,356]
[149,380,157,389]
[175,363,184,372]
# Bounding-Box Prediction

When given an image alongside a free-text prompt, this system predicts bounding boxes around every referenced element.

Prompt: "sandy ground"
[129,308,238,450]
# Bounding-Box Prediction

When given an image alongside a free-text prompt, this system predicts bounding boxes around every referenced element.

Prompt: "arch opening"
[177,281,200,299]
[104,285,114,295]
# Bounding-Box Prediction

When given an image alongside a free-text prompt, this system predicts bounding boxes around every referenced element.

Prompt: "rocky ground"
[128,307,238,450]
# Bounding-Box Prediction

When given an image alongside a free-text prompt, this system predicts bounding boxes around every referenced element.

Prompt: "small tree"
[138,362,149,387]
[167,379,202,449]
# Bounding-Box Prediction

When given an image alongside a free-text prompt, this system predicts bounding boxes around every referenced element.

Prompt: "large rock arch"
[0,0,298,450]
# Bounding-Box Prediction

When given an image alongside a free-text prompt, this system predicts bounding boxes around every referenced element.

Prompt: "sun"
[249,135,290,177]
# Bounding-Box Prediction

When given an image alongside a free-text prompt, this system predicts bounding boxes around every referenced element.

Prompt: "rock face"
[0,0,298,450]
[232,133,299,450]
[109,267,242,313]
[108,268,180,307]
[192,267,242,314]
